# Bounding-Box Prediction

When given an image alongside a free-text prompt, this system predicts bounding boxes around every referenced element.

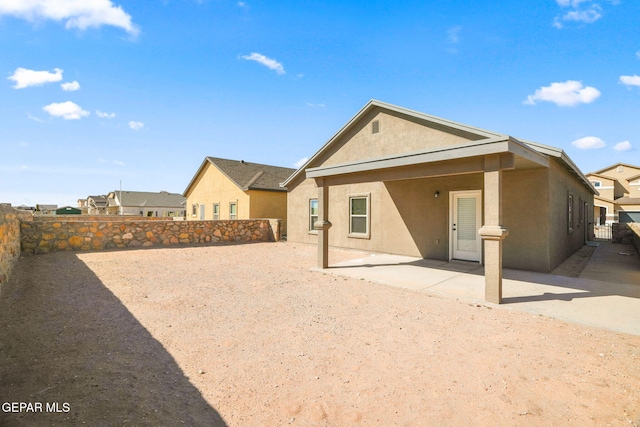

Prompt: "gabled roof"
[592,163,640,175]
[88,195,108,207]
[585,172,616,182]
[282,99,596,195]
[626,173,640,182]
[184,157,296,196]
[109,191,185,208]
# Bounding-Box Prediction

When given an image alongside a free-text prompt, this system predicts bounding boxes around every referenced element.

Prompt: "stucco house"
[586,163,640,224]
[183,157,295,232]
[283,100,596,303]
[107,190,186,217]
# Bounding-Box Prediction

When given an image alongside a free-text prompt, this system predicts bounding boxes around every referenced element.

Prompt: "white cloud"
[613,140,632,151]
[563,7,602,23]
[556,0,591,7]
[241,52,285,75]
[8,67,63,89]
[43,101,89,120]
[554,0,606,27]
[620,75,640,87]
[96,110,115,118]
[524,80,600,106]
[0,0,139,35]
[636,50,640,59]
[306,103,326,108]
[237,1,247,8]
[571,136,606,149]
[294,157,308,168]
[114,160,125,166]
[61,80,80,91]
[128,121,144,130]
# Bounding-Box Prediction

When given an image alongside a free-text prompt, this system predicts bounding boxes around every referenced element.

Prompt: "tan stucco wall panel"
[502,168,551,272]
[185,162,250,220]
[318,109,474,168]
[247,190,288,233]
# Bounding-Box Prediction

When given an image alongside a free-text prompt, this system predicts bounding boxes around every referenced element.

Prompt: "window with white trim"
[229,202,237,220]
[213,203,220,220]
[191,204,197,216]
[349,194,370,238]
[309,199,318,231]
[590,180,601,188]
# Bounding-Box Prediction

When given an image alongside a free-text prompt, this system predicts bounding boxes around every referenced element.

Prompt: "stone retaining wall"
[21,218,281,255]
[613,222,640,254]
[0,205,31,292]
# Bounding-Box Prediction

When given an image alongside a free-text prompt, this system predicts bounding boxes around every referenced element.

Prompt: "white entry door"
[450,191,482,262]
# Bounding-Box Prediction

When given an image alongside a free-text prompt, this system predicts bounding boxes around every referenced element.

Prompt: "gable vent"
[372,120,380,134]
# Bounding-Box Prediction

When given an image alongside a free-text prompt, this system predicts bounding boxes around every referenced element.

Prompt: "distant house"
[284,100,596,303]
[183,157,295,231]
[586,163,640,224]
[107,190,186,217]
[55,206,82,215]
[78,195,111,215]
[35,204,57,216]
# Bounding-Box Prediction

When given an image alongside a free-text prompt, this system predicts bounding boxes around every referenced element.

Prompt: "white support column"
[314,180,332,269]
[478,154,509,304]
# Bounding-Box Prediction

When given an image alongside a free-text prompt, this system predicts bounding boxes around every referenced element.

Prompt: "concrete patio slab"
[318,242,640,336]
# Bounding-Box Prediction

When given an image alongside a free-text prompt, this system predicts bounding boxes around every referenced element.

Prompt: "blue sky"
[1,0,639,207]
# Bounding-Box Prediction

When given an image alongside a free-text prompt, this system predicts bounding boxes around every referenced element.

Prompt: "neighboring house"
[586,163,640,224]
[77,195,111,215]
[107,190,186,217]
[35,204,58,215]
[283,100,596,303]
[183,157,295,231]
[55,206,82,215]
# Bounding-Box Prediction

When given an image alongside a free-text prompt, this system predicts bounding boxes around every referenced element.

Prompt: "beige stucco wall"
[501,168,551,271]
[288,174,484,258]
[318,109,475,168]
[247,189,288,234]
[288,161,594,273]
[185,162,250,220]
[593,164,640,198]
[547,159,594,271]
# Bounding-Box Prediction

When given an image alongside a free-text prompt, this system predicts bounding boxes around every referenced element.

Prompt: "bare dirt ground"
[1,241,639,426]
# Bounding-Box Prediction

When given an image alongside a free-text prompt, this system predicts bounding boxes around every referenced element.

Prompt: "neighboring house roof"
[626,173,640,183]
[109,191,186,208]
[37,204,57,211]
[585,172,615,182]
[282,99,597,195]
[614,197,640,205]
[184,157,296,196]
[592,163,640,175]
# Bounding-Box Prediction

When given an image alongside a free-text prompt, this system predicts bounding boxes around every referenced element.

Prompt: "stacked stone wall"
[0,206,31,292]
[613,222,640,255]
[21,218,279,255]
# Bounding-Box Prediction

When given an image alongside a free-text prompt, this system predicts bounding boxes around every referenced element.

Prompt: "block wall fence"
[613,222,640,254]
[0,205,31,292]
[0,210,281,291]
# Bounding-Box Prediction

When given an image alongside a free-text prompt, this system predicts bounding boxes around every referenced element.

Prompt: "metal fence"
[593,224,612,242]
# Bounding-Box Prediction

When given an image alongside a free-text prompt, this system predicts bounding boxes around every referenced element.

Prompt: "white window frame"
[191,204,197,217]
[213,202,220,220]
[229,202,237,220]
[309,199,318,234]
[348,193,370,239]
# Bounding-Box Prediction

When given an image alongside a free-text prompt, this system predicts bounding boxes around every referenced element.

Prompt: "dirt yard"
[1,242,639,426]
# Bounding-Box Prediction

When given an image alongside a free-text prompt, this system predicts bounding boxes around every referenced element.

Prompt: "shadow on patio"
[0,252,226,426]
